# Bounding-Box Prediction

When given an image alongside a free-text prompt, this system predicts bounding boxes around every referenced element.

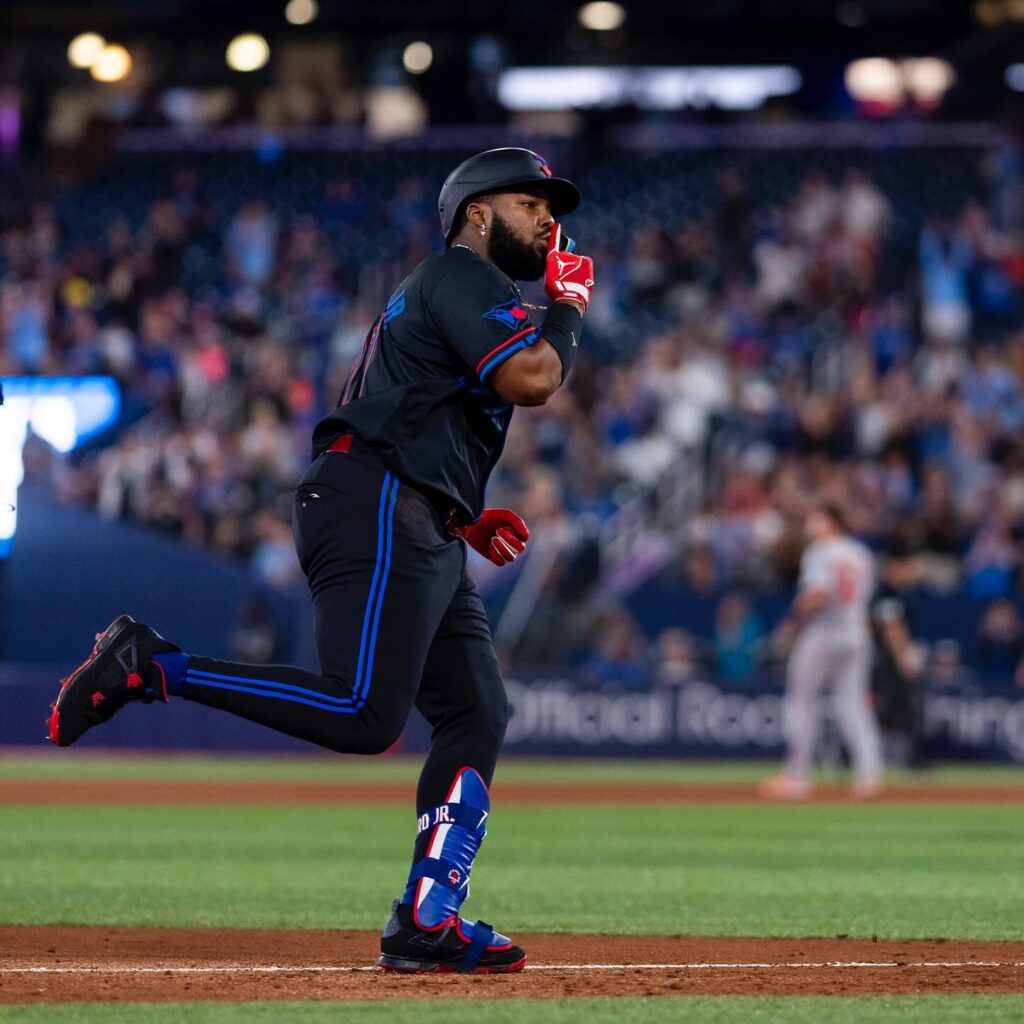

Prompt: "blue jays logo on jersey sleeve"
[483,299,531,331]
[382,288,406,326]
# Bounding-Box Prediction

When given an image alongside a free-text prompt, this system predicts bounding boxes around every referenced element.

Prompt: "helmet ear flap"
[453,200,471,239]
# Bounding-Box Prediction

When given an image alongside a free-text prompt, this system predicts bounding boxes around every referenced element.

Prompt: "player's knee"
[359,727,403,755]
[316,706,404,756]
[356,708,406,755]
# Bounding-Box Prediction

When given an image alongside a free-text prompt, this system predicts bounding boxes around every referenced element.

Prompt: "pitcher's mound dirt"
[2,926,1022,1004]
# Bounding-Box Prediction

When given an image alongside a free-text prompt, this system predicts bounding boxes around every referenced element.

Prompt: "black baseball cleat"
[47,615,180,747]
[378,900,526,974]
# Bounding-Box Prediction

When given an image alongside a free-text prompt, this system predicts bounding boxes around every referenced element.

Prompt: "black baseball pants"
[180,445,509,814]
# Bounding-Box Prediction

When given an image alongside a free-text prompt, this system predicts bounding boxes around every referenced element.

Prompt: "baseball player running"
[47,148,595,974]
[760,502,884,799]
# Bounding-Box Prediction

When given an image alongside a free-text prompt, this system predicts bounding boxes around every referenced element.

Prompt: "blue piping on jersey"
[478,336,536,382]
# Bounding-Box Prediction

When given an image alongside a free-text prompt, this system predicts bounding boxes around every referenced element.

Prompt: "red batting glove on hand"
[544,223,595,313]
[452,509,529,567]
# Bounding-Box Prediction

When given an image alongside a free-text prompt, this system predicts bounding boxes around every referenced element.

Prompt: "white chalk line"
[3,961,1023,975]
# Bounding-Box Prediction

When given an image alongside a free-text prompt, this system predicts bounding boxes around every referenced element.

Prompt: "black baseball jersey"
[870,582,916,728]
[870,584,911,673]
[312,246,541,522]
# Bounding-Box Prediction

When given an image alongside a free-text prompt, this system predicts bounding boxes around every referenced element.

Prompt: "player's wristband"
[541,302,583,383]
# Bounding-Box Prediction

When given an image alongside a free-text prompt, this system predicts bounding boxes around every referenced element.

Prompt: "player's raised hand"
[451,508,529,567]
[544,223,595,313]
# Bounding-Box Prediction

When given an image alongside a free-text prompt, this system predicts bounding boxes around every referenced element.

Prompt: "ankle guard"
[403,767,490,931]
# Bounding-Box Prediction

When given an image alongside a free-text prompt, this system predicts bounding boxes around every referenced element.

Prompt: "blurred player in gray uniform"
[760,502,883,799]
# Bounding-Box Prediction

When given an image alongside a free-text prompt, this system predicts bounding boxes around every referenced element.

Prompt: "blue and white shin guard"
[403,767,513,959]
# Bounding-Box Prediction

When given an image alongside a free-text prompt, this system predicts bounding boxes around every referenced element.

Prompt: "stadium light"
[226,33,270,73]
[1006,63,1024,90]
[901,58,955,105]
[89,44,133,83]
[578,2,626,31]
[67,32,106,69]
[284,0,318,25]
[403,41,433,75]
[845,56,954,109]
[498,66,802,112]
[844,57,902,104]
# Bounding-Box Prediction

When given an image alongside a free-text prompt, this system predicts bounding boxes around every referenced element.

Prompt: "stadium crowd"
[4,147,1024,683]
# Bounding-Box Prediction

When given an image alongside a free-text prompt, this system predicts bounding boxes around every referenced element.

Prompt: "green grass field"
[3,997,1024,1024]
[2,754,1022,1022]
[2,801,1022,937]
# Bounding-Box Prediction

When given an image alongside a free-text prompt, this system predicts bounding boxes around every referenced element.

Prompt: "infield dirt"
[2,926,1023,1004]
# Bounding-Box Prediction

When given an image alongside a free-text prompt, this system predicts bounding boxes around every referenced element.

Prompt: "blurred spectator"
[7,146,1024,646]
[974,599,1024,687]
[318,178,367,230]
[681,543,718,595]
[231,597,284,664]
[3,279,50,372]
[712,591,764,685]
[962,524,1016,599]
[226,200,278,286]
[928,639,974,689]
[753,213,805,314]
[581,607,648,687]
[653,627,700,685]
[250,508,302,588]
[919,223,972,343]
[840,168,891,244]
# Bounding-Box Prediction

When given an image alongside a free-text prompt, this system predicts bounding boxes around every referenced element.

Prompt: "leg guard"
[404,766,491,931]
[403,766,514,949]
[380,766,524,973]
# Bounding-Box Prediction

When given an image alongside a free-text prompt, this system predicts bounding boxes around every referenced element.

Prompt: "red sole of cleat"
[47,705,61,746]
[46,619,125,747]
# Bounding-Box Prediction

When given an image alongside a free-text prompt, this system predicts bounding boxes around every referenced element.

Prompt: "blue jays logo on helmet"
[528,150,553,177]
[483,299,531,330]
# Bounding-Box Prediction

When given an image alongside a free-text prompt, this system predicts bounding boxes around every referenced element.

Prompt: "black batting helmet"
[438,147,580,244]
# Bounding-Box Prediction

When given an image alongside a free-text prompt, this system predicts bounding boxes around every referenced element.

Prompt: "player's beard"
[487,213,546,281]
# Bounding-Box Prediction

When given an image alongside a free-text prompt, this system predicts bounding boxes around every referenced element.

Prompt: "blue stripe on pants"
[185,472,399,713]
[187,668,363,706]
[357,474,398,701]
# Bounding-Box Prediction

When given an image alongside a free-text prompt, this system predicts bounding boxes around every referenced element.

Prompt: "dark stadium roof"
[0,0,977,60]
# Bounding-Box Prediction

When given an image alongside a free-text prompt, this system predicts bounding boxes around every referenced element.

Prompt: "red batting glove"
[544,223,595,313]
[451,509,529,567]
